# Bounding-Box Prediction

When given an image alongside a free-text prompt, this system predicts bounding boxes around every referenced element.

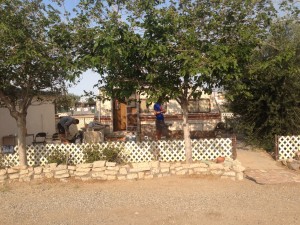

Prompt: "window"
[188,99,210,113]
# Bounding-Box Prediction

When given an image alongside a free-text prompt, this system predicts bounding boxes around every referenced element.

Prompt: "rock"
[127,173,138,180]
[236,172,244,181]
[287,161,300,171]
[232,165,246,172]
[106,162,116,167]
[0,169,7,176]
[34,167,43,174]
[93,161,106,168]
[131,162,150,169]
[281,160,287,166]
[76,168,91,172]
[209,164,224,170]
[55,169,69,175]
[223,171,236,177]
[55,165,68,170]
[119,168,128,175]
[76,163,93,169]
[287,158,294,163]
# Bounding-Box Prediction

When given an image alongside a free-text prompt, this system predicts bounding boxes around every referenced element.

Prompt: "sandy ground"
[1,175,300,225]
[237,148,283,170]
[1,145,299,225]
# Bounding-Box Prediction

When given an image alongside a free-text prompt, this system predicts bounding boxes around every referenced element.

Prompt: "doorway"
[113,100,127,131]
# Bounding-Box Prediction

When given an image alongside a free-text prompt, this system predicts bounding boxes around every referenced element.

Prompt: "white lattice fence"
[192,138,232,160]
[277,135,300,160]
[1,138,233,167]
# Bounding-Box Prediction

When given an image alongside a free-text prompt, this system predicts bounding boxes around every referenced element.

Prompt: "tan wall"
[96,99,112,117]
[140,93,220,131]
[0,103,56,145]
[95,92,221,134]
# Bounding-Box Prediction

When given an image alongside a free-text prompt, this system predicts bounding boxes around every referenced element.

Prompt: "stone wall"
[0,158,245,183]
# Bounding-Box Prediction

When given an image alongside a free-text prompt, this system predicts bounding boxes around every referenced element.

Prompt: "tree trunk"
[182,104,192,163]
[16,114,28,166]
[136,92,141,142]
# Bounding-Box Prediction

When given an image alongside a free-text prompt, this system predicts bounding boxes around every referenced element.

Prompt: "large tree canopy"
[0,0,79,165]
[87,0,278,162]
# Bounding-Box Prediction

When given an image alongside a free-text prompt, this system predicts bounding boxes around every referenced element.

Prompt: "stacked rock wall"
[0,158,245,183]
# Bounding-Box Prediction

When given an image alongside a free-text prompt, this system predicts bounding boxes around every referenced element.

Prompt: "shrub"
[47,149,68,165]
[102,147,122,163]
[83,145,123,163]
[83,145,102,163]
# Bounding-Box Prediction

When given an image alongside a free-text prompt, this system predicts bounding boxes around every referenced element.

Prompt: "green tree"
[91,0,276,162]
[225,20,300,150]
[55,93,80,113]
[0,0,79,166]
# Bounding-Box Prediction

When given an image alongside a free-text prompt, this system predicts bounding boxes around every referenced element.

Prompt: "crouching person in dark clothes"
[57,116,79,143]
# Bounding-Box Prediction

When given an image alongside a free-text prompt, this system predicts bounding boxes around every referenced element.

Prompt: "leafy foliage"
[55,93,80,113]
[47,149,68,165]
[102,147,122,163]
[83,146,122,163]
[0,0,81,165]
[225,21,300,150]
[87,0,277,161]
[83,145,103,163]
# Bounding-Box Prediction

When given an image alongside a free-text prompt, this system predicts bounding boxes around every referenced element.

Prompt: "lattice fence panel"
[1,138,233,167]
[157,140,186,162]
[118,141,154,162]
[278,135,300,160]
[1,149,19,167]
[192,138,232,160]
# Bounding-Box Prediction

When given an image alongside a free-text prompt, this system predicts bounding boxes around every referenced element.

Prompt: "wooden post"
[231,134,237,160]
[275,135,279,160]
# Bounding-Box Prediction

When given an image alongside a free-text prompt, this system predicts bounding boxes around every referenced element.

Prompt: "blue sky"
[43,0,100,95]
[68,70,101,96]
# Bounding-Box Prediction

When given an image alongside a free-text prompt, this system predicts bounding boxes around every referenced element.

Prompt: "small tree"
[0,0,78,166]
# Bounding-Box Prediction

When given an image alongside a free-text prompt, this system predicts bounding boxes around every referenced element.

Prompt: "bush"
[102,147,122,163]
[83,146,123,163]
[47,149,68,165]
[83,145,102,163]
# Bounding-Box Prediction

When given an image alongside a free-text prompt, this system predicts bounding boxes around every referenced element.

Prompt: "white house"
[0,101,56,146]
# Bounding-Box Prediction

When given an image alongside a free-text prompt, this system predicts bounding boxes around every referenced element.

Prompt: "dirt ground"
[1,145,299,225]
[1,175,300,225]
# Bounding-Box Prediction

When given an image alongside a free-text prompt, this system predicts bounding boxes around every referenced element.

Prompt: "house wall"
[95,92,221,139]
[0,103,56,146]
[96,99,113,131]
[139,93,221,136]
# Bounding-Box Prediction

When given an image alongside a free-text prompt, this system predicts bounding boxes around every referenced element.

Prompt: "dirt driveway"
[1,175,300,225]
[1,144,300,225]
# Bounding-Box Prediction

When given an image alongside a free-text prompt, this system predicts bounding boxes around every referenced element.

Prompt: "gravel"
[1,176,300,225]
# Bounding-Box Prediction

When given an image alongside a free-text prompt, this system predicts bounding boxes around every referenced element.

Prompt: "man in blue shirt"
[154,98,166,140]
